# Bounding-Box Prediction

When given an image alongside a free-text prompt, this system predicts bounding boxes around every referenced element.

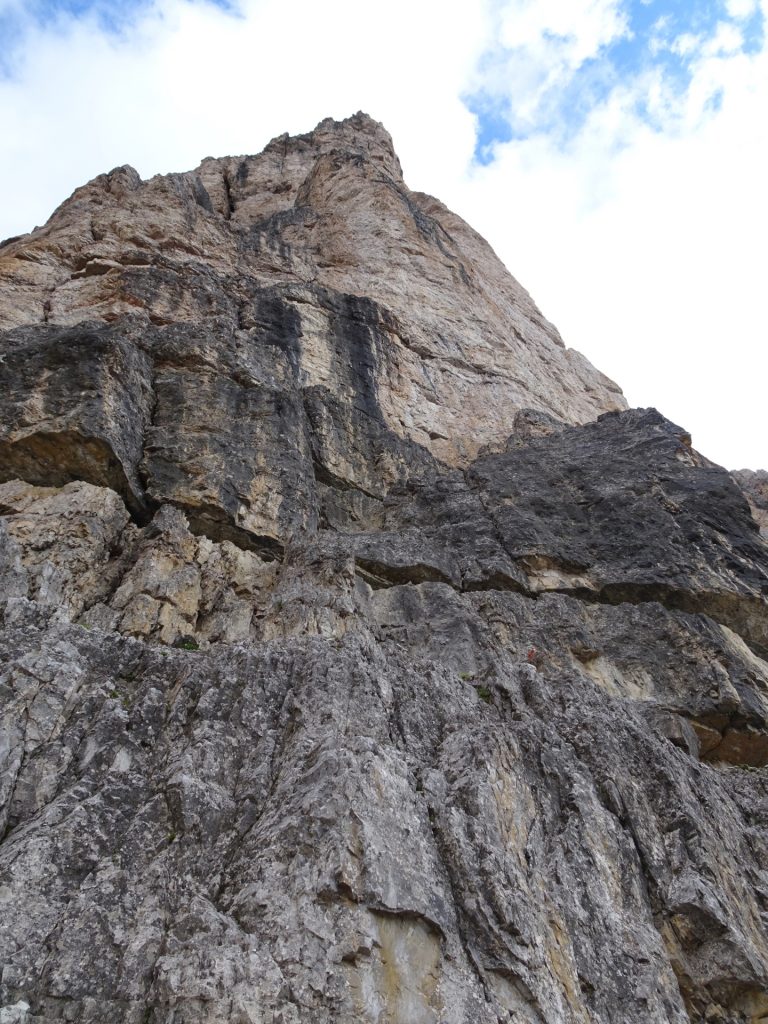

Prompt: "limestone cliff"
[1,115,767,1024]
[0,112,624,471]
[733,470,768,539]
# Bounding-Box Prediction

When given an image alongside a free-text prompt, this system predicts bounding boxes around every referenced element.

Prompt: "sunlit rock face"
[0,112,624,472]
[1,115,768,1024]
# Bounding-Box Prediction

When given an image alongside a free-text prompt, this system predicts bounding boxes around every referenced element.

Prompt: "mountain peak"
[0,114,624,470]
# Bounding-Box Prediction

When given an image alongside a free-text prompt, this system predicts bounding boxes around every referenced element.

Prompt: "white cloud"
[0,0,766,469]
[702,21,745,55]
[496,0,629,59]
[0,0,490,234]
[466,0,630,136]
[669,31,704,57]
[446,16,768,469]
[726,0,759,18]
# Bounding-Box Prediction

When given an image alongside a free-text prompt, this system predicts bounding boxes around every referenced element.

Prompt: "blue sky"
[3,0,764,155]
[0,0,144,42]
[465,0,765,161]
[0,0,141,74]
[0,0,765,468]
[0,0,233,73]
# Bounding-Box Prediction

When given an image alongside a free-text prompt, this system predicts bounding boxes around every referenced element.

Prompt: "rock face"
[1,115,768,1024]
[0,112,624,470]
[733,470,768,539]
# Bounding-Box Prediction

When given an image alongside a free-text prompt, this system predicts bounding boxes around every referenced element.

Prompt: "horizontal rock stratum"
[1,114,767,1024]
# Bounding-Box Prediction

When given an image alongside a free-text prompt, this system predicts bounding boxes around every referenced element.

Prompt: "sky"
[0,0,765,470]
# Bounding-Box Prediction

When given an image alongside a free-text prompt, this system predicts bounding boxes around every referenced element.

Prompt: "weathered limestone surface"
[0,113,624,469]
[734,470,768,539]
[1,116,768,1024]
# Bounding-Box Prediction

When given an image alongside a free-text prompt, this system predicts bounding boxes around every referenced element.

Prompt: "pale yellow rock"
[0,478,132,620]
[195,535,277,645]
[0,481,277,646]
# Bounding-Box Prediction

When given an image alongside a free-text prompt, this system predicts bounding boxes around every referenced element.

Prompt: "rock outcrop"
[1,115,767,1024]
[734,470,768,539]
[0,112,624,470]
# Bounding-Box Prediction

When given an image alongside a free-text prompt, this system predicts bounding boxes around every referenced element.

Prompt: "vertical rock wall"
[1,116,767,1024]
